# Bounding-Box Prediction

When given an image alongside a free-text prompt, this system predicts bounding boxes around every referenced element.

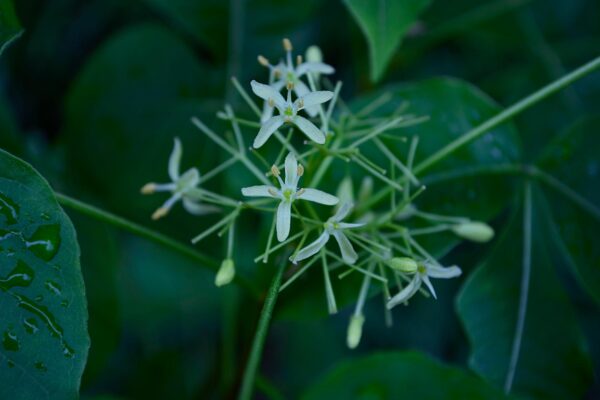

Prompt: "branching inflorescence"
[140,38,494,349]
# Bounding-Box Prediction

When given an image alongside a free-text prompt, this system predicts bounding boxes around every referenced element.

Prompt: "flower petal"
[338,222,365,229]
[300,91,333,109]
[178,168,200,191]
[291,231,330,264]
[387,276,421,309]
[276,201,292,242]
[260,80,286,123]
[332,231,358,264]
[333,202,353,221]
[241,185,277,198]
[182,198,220,215]
[297,188,339,205]
[426,264,462,279]
[168,137,182,181]
[294,80,318,117]
[294,116,326,144]
[250,80,286,110]
[297,62,335,77]
[284,152,298,186]
[421,275,437,299]
[254,116,285,148]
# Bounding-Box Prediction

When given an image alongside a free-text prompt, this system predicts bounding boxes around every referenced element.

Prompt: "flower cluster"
[140,38,495,348]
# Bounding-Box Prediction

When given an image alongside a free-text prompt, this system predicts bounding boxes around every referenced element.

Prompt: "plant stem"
[55,192,260,297]
[238,258,286,400]
[414,54,600,175]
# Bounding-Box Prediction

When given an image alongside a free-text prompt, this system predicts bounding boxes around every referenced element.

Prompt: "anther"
[271,165,280,177]
[152,207,169,220]
[268,98,275,107]
[296,55,303,66]
[297,164,304,177]
[257,55,270,67]
[286,81,294,91]
[141,183,156,194]
[283,38,292,51]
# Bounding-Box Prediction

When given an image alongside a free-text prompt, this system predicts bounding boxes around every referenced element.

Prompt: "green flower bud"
[387,257,418,273]
[347,314,365,349]
[452,221,494,243]
[215,259,235,287]
[305,45,323,63]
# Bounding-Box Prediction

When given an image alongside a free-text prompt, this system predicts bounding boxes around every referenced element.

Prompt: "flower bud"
[346,314,365,349]
[452,221,494,243]
[305,45,323,64]
[215,259,235,287]
[387,257,418,273]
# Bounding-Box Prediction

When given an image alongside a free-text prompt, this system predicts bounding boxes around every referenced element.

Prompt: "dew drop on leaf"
[0,192,19,225]
[0,260,34,290]
[25,224,61,261]
[23,318,39,335]
[44,280,62,296]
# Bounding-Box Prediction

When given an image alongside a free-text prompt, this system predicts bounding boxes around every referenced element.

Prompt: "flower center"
[286,71,295,82]
[282,188,295,201]
[417,264,427,274]
[284,106,294,117]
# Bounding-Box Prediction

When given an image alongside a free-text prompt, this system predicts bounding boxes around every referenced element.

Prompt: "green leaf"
[456,184,593,399]
[344,0,431,82]
[0,0,22,56]
[303,351,507,399]
[0,148,89,399]
[278,77,521,320]
[537,115,600,305]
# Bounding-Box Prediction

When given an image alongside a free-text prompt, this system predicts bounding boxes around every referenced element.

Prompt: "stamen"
[296,188,305,196]
[286,81,294,91]
[152,207,169,220]
[283,38,292,51]
[257,55,270,67]
[296,55,303,66]
[141,183,156,194]
[297,164,304,177]
[297,99,304,110]
[267,188,279,197]
[268,98,275,107]
[271,165,280,177]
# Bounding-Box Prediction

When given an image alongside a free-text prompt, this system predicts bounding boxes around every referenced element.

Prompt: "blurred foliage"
[0,0,599,399]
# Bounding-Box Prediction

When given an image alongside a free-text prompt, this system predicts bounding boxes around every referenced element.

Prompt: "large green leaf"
[0,148,89,399]
[344,0,431,82]
[537,115,600,305]
[303,351,507,399]
[456,185,592,399]
[278,77,521,320]
[0,0,22,56]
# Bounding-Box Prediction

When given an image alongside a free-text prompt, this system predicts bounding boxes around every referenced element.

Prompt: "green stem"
[238,258,286,400]
[414,55,600,175]
[55,192,260,297]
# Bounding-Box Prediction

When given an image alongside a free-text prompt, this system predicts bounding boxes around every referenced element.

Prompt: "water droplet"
[26,224,61,261]
[45,280,62,296]
[23,318,39,334]
[0,192,19,225]
[34,361,47,372]
[0,261,35,291]
[2,331,20,352]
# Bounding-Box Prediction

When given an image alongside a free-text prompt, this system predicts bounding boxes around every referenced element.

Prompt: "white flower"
[141,138,218,219]
[258,38,334,121]
[291,202,364,264]
[250,80,333,148]
[386,261,462,309]
[241,152,338,241]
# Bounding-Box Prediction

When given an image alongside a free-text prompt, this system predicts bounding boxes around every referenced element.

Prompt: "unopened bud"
[151,207,169,220]
[141,183,156,194]
[347,314,365,349]
[387,257,418,273]
[297,164,304,177]
[215,259,235,287]
[283,38,292,51]
[305,45,323,63]
[452,221,494,243]
[271,165,280,177]
[257,55,269,67]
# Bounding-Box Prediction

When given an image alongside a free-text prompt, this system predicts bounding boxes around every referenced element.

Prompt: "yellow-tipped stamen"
[296,188,305,196]
[268,188,279,197]
[286,81,294,91]
[296,55,303,66]
[283,38,292,51]
[271,165,280,177]
[257,55,269,67]
[152,207,169,220]
[297,164,304,177]
[297,99,304,109]
[141,183,156,194]
[268,98,275,107]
